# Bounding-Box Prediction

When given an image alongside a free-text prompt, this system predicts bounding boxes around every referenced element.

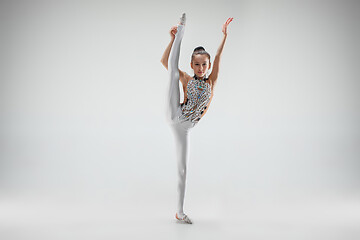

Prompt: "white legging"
[165,23,197,215]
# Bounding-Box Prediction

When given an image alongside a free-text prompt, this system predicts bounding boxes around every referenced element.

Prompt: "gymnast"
[161,13,233,224]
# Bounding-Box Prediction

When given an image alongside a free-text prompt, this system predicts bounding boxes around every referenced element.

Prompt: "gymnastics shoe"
[179,13,186,26]
[175,212,193,224]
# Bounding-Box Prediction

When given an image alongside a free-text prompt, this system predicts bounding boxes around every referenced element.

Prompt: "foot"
[178,13,186,26]
[175,212,193,224]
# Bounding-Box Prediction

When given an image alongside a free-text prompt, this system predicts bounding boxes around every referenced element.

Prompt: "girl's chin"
[195,72,206,77]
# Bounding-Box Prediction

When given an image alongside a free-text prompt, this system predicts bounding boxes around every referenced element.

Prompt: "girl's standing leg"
[170,125,190,218]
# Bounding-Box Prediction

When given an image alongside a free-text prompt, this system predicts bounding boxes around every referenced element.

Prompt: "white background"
[1,0,359,239]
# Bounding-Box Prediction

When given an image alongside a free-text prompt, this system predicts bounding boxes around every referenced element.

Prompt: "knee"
[169,68,180,79]
[178,167,187,178]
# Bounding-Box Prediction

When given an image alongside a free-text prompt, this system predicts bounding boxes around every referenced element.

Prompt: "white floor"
[1,189,360,240]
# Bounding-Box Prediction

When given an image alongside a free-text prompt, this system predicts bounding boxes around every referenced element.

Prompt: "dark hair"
[191,46,211,63]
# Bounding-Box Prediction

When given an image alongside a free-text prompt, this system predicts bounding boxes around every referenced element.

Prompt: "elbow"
[160,60,168,70]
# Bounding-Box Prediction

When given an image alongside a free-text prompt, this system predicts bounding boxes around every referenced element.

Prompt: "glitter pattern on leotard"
[178,74,212,123]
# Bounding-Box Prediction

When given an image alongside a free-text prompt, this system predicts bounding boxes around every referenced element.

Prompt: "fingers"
[225,17,233,25]
[170,25,178,35]
[222,17,233,34]
[221,18,233,34]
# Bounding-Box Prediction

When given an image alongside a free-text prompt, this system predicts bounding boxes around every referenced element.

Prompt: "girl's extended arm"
[160,25,189,87]
[209,17,233,83]
[160,25,177,69]
[160,38,175,70]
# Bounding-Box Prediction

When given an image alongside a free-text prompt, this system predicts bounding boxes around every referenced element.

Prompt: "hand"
[170,25,178,39]
[222,17,233,36]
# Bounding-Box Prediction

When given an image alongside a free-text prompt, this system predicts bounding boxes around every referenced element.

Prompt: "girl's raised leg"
[166,13,186,123]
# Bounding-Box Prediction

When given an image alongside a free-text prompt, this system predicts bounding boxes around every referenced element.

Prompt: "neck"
[195,74,206,80]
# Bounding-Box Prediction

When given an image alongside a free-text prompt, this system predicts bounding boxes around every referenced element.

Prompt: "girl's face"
[191,54,211,79]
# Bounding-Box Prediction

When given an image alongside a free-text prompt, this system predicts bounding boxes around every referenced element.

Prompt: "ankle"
[177,212,185,218]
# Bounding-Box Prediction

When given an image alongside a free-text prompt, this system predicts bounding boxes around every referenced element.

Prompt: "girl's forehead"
[193,55,209,62]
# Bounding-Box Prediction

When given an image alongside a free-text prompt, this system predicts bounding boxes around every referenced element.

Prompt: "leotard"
[178,74,212,123]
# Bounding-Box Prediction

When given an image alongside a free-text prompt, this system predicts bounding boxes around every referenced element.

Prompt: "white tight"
[165,23,196,215]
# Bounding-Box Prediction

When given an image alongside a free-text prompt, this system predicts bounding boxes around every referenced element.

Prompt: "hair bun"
[191,46,211,63]
[193,46,205,52]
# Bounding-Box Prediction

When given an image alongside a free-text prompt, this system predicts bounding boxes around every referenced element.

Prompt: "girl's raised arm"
[209,17,233,84]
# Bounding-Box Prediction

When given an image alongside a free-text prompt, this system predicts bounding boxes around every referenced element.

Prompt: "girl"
[161,13,233,224]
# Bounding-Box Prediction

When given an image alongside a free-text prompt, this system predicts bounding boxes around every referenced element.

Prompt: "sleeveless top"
[178,74,212,123]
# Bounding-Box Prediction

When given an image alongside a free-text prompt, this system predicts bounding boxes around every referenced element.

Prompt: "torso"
[179,74,215,123]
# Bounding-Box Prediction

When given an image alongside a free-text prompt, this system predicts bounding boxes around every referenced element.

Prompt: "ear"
[208,62,211,69]
[190,62,193,69]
